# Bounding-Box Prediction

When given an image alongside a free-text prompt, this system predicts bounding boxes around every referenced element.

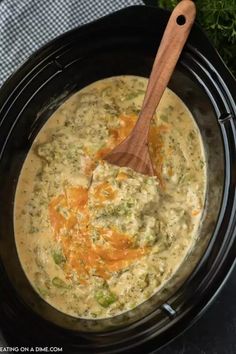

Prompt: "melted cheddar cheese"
[14,76,206,319]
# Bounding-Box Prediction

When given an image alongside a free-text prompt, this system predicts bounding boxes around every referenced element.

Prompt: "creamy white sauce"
[14,76,206,319]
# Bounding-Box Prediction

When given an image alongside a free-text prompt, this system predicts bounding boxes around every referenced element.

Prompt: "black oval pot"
[0,5,236,354]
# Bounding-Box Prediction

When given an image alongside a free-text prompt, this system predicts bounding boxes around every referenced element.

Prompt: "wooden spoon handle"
[133,0,196,139]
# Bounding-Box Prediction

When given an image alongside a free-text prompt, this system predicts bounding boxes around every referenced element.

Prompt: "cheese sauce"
[14,76,206,319]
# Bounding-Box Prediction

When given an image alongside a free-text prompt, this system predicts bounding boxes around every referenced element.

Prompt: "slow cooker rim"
[0,5,236,353]
[0,5,235,114]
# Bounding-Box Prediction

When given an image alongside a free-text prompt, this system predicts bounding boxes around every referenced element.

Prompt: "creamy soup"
[14,76,206,319]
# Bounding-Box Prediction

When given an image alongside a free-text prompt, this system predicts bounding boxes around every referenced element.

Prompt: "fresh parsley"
[157,0,236,76]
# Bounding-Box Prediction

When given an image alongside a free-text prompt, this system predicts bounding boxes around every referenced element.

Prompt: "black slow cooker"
[0,5,236,353]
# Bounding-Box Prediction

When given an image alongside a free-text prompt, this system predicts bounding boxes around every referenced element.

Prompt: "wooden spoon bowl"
[105,0,196,176]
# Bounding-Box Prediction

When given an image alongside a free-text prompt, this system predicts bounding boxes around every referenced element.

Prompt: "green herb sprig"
[157,0,236,76]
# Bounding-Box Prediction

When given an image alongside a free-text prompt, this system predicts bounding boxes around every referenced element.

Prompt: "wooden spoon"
[105,0,196,176]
